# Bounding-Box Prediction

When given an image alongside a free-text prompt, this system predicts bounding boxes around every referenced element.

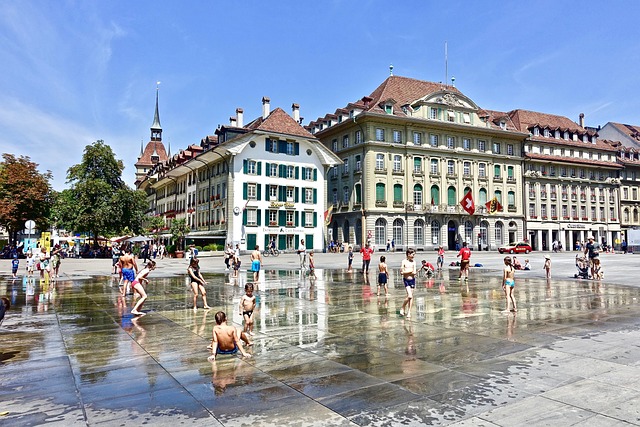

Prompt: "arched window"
[375,218,387,245]
[634,208,639,223]
[413,184,423,206]
[430,185,440,205]
[393,184,403,202]
[447,186,457,206]
[464,220,473,245]
[355,183,362,204]
[624,208,629,223]
[495,190,502,205]
[479,188,487,206]
[343,186,350,204]
[431,220,440,245]
[375,183,385,201]
[414,219,424,246]
[508,191,516,208]
[393,219,404,246]
[343,220,350,244]
[495,221,504,246]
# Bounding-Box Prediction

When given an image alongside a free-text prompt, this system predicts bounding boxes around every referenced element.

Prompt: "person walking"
[297,239,307,269]
[456,242,471,281]
[399,249,417,319]
[360,243,374,274]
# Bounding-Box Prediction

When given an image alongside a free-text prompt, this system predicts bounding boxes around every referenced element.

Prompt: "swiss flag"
[460,191,475,215]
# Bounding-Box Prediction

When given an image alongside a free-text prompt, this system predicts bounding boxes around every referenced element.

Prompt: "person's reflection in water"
[506,312,517,341]
[404,322,417,361]
[210,357,253,396]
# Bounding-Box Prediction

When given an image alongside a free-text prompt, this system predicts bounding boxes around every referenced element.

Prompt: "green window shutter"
[243,183,248,199]
[265,162,270,177]
[305,235,313,249]
[313,169,317,181]
[313,189,317,204]
[294,211,299,227]
[264,234,270,249]
[257,209,262,226]
[295,167,299,179]
[257,162,262,176]
[294,143,299,155]
[508,166,514,178]
[431,186,440,204]
[257,184,262,201]
[278,140,286,153]
[376,183,385,201]
[313,212,317,227]
[448,187,456,205]
[294,235,299,249]
[243,159,248,174]
[279,164,285,178]
[301,167,306,178]
[279,210,286,226]
[394,184,403,202]
[242,209,247,225]
[265,139,271,152]
[355,185,361,203]
[247,234,256,250]
[295,187,299,203]
[279,186,285,202]
[278,235,286,250]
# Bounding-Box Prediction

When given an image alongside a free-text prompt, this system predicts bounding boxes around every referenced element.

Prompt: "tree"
[63,140,146,245]
[170,218,190,251]
[0,154,54,244]
[146,215,165,243]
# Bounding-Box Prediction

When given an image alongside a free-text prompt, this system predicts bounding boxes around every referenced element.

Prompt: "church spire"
[150,82,162,141]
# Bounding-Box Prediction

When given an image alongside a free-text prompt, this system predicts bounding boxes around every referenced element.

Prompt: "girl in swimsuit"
[502,256,517,313]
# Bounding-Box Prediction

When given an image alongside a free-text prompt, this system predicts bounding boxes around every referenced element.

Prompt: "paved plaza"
[2,250,640,426]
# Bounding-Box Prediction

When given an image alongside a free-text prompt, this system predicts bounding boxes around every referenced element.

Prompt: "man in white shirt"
[297,239,306,269]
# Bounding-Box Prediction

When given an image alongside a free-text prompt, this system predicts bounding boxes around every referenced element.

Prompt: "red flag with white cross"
[460,191,475,215]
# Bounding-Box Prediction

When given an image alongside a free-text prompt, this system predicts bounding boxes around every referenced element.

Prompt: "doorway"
[447,220,457,250]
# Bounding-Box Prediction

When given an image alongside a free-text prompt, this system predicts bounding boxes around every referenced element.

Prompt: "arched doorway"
[331,221,339,244]
[375,218,387,246]
[343,220,350,245]
[355,219,362,246]
[508,221,518,244]
[480,220,489,251]
[447,220,458,250]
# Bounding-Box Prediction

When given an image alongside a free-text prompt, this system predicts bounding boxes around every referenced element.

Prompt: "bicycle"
[262,248,280,257]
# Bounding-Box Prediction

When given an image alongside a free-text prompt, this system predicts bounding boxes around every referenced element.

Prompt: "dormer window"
[384,104,393,114]
[555,130,560,139]
[430,107,438,120]
[533,127,540,136]
[499,121,506,130]
[447,110,455,122]
[544,128,550,137]
[564,131,569,140]
[582,134,588,143]
[591,135,597,144]
[463,113,471,124]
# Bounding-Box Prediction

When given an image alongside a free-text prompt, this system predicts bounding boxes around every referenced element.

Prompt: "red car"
[498,242,532,254]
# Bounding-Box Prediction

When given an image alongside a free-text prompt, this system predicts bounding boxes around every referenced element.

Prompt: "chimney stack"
[236,108,244,128]
[579,113,585,128]
[229,116,237,127]
[292,103,300,123]
[262,97,270,119]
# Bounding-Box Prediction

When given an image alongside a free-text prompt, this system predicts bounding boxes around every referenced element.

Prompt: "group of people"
[10,244,63,280]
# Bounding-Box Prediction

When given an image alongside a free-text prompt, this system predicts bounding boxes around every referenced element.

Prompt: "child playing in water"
[187,258,211,311]
[347,246,354,272]
[377,255,389,296]
[543,255,551,279]
[592,257,604,280]
[207,311,252,361]
[131,260,156,316]
[239,283,256,336]
[502,256,517,313]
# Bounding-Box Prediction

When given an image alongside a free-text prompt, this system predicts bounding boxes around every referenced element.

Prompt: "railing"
[375,200,387,207]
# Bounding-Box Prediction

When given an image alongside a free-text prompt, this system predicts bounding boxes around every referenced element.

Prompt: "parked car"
[498,242,532,254]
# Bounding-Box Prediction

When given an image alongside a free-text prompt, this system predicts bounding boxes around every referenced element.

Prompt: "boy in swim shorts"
[250,245,262,283]
[399,249,417,319]
[377,255,389,296]
[502,256,517,313]
[207,311,252,361]
[239,283,256,336]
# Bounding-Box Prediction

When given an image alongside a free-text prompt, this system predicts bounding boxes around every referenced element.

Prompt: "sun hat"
[544,255,551,259]
[588,236,594,240]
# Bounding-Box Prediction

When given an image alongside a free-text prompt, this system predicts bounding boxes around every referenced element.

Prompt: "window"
[394,184,403,202]
[430,159,439,174]
[375,128,385,141]
[493,142,501,154]
[332,188,338,204]
[413,157,422,174]
[430,134,439,147]
[286,142,294,155]
[331,166,338,178]
[447,160,455,175]
[447,136,455,149]
[269,185,278,200]
[564,131,569,140]
[533,127,540,136]
[447,186,457,206]
[478,140,486,152]
[507,166,514,179]
[268,139,278,153]
[544,129,550,137]
[393,130,402,143]
[355,183,362,204]
[269,210,277,225]
[430,186,440,205]
[247,160,257,175]
[385,104,393,114]
[431,220,440,245]
[507,144,514,155]
[413,132,422,145]
[343,186,349,204]
[495,190,502,205]
[478,163,486,177]
[414,219,424,245]
[304,167,313,180]
[286,210,294,225]
[376,183,385,201]
[463,138,470,150]
[286,165,294,178]
[375,218,387,245]
[355,130,362,144]
[463,161,471,176]
[495,222,503,245]
[342,135,349,148]
[508,191,516,208]
[247,183,257,199]
[413,184,423,206]
[463,112,471,124]
[479,188,487,206]
[393,219,404,245]
[447,110,455,122]
[305,188,313,204]
[376,154,385,170]
[529,204,536,216]
[286,187,294,201]
[343,158,349,174]
[305,211,314,227]
[494,164,501,178]
[355,155,361,172]
[246,209,257,226]
[430,107,438,119]
[393,155,402,172]
[270,163,278,177]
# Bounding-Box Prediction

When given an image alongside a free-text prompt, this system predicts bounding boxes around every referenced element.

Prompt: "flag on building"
[324,205,334,226]
[460,191,475,215]
[485,197,502,214]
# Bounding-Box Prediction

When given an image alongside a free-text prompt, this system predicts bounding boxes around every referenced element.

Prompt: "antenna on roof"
[444,41,448,87]
[389,64,394,76]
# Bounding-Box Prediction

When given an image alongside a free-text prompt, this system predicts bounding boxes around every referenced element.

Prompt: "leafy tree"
[170,218,190,251]
[0,154,53,244]
[146,215,165,243]
[63,140,146,245]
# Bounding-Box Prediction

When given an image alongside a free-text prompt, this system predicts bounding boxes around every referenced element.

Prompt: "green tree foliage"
[169,218,190,251]
[146,215,165,243]
[61,140,147,244]
[0,154,53,244]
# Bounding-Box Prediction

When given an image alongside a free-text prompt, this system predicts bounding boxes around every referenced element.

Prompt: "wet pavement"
[2,254,640,426]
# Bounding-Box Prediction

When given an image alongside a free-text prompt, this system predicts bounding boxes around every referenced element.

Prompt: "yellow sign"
[41,232,51,255]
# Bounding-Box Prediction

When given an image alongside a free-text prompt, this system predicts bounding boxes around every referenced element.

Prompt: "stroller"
[574,254,590,279]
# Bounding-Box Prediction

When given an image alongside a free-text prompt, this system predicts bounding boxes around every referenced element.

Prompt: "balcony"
[508,205,517,213]
[413,170,423,177]
[507,177,516,183]
[478,175,488,182]
[393,201,405,208]
[375,200,387,207]
[392,169,404,176]
[493,176,503,182]
[374,167,387,174]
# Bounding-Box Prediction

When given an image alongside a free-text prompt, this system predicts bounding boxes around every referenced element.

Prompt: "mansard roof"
[245,107,313,139]
[524,152,622,169]
[608,122,640,142]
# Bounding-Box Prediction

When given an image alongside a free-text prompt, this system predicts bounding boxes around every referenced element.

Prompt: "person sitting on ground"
[592,257,604,280]
[512,256,522,270]
[207,311,252,361]
[523,259,531,271]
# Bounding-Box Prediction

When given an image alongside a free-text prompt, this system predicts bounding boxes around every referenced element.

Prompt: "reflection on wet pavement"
[3,268,640,425]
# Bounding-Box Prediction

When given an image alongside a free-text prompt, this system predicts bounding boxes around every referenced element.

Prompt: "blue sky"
[1,1,640,190]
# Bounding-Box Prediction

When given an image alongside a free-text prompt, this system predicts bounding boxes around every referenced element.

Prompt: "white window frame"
[393,155,402,172]
[413,132,422,145]
[375,128,385,141]
[376,154,385,170]
[247,160,257,175]
[305,188,313,204]
[393,130,402,143]
[247,183,257,199]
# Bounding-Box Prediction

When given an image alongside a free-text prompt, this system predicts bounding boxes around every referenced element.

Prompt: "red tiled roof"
[524,152,622,169]
[246,107,314,139]
[609,122,640,141]
[366,76,457,115]
[135,141,168,167]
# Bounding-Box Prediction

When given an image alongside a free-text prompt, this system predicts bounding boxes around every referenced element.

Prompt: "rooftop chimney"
[262,97,270,119]
[229,116,237,127]
[292,103,300,123]
[579,113,585,128]
[236,108,244,128]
